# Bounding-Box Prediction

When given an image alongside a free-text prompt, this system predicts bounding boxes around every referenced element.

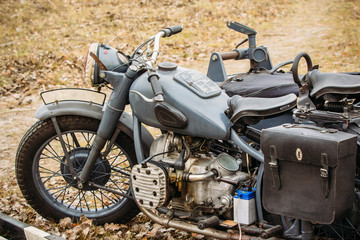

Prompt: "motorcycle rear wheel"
[15,115,139,224]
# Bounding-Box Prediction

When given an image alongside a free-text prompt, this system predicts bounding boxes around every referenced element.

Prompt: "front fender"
[35,101,154,157]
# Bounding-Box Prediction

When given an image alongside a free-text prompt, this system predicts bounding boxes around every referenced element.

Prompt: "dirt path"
[0,0,357,238]
[260,0,333,65]
[0,100,38,171]
[223,0,341,73]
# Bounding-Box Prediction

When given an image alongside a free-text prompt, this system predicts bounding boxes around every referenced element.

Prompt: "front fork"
[76,71,135,187]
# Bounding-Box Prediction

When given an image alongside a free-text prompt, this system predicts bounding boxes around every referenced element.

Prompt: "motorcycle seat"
[309,69,360,98]
[227,93,297,123]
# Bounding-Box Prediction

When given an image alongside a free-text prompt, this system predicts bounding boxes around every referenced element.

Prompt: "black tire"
[15,115,139,224]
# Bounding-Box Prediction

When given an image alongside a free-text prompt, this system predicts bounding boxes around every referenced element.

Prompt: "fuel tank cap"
[158,62,178,71]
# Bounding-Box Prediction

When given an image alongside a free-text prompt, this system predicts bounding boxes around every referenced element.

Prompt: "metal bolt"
[77,183,83,189]
[99,72,106,78]
[129,65,138,72]
[211,54,218,61]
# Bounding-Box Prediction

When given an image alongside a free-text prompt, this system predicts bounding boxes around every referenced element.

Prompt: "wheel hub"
[61,147,111,190]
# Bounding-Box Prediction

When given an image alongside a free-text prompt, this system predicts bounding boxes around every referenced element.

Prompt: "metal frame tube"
[256,163,264,222]
[230,129,264,163]
[133,115,145,163]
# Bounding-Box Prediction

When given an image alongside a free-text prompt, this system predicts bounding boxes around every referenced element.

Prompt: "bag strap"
[283,123,338,134]
[320,153,329,198]
[269,145,281,190]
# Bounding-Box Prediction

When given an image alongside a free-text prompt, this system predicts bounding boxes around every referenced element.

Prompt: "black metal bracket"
[227,21,257,48]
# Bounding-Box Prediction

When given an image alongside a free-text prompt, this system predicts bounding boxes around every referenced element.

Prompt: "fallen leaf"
[104,222,121,232]
[59,217,72,229]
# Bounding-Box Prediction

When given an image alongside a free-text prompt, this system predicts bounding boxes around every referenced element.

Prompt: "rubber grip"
[220,51,239,60]
[148,74,163,96]
[162,25,183,37]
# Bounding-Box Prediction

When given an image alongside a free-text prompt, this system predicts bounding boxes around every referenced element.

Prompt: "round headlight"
[84,43,130,86]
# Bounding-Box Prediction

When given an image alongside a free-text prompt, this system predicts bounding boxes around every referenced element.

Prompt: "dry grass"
[0,0,291,95]
[0,0,358,98]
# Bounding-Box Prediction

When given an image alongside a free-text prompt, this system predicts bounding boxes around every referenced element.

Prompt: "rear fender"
[35,101,154,159]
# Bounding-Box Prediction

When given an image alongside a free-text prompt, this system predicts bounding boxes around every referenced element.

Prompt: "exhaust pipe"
[138,205,262,240]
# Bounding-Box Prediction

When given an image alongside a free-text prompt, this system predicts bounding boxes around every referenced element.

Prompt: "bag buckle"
[321,153,329,198]
[320,168,328,178]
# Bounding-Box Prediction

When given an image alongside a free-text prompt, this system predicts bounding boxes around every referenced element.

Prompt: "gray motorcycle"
[16,22,360,239]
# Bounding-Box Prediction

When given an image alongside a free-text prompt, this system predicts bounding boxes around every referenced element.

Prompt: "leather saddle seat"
[227,93,297,123]
[309,70,360,98]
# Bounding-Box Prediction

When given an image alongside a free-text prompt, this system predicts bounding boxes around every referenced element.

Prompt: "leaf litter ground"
[0,0,359,239]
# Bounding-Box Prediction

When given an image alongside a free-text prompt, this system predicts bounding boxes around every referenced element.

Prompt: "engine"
[131,132,249,219]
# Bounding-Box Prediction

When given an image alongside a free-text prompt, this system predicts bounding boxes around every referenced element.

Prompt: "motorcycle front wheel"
[15,115,139,224]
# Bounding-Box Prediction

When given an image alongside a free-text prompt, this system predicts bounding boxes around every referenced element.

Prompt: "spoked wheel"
[314,218,360,240]
[16,116,139,224]
[280,213,360,240]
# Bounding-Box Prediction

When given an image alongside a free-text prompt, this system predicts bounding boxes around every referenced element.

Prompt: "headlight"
[84,43,130,86]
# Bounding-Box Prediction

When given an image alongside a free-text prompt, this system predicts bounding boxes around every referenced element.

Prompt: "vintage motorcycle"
[16,22,360,239]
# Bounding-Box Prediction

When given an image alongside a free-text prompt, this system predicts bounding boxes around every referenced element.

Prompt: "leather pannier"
[261,124,357,224]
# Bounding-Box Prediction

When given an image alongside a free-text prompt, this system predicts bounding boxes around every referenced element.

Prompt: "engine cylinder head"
[131,163,168,209]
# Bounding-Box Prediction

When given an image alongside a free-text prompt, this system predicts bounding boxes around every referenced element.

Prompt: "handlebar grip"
[220,51,239,60]
[161,25,183,37]
[148,74,164,102]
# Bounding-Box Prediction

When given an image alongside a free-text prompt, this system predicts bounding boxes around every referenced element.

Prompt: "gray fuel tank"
[129,63,232,140]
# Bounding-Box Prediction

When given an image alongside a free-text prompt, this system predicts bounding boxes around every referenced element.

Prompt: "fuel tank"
[129,62,232,140]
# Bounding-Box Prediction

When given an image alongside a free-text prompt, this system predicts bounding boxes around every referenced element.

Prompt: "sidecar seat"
[220,71,299,98]
[309,70,360,98]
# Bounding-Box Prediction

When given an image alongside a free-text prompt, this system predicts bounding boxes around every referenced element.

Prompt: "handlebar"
[150,26,183,64]
[147,26,182,102]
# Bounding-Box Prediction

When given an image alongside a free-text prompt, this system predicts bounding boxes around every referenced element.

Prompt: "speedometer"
[117,51,130,65]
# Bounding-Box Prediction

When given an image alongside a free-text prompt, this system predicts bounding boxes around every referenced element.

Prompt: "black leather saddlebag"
[261,124,357,224]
